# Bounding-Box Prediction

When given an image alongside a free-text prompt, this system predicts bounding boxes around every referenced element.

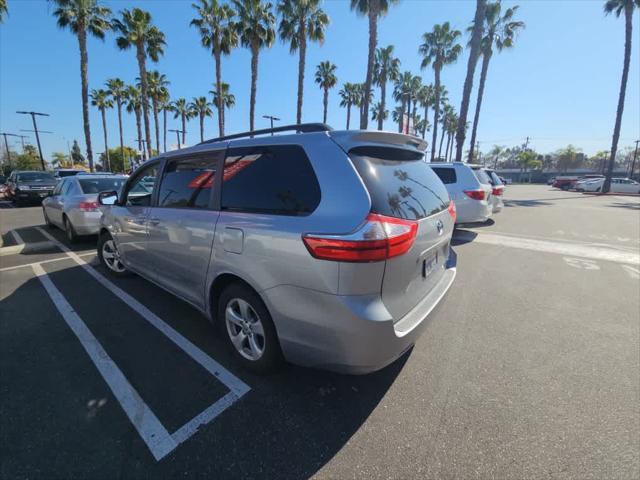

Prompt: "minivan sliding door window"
[157,156,217,209]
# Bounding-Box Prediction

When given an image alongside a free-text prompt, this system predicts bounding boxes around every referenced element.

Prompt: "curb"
[0,241,56,257]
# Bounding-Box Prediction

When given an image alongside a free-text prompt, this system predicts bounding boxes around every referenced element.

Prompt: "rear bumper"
[68,210,102,235]
[491,196,504,213]
[262,265,456,374]
[455,199,492,223]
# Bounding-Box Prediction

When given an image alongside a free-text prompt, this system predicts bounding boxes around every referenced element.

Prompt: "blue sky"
[1,0,639,161]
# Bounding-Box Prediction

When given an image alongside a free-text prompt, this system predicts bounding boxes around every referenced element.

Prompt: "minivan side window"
[157,156,217,209]
[221,145,321,216]
[431,167,457,184]
[124,163,158,207]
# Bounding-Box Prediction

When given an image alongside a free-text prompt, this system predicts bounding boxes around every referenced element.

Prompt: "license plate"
[422,252,439,279]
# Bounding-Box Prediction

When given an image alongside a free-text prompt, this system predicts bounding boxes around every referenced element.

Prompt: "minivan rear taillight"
[492,187,504,196]
[302,213,417,262]
[464,189,486,201]
[448,200,457,223]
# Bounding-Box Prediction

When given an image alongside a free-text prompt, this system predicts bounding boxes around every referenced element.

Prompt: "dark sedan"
[7,171,57,206]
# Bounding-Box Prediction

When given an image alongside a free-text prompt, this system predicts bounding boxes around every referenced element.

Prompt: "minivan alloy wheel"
[101,239,126,273]
[225,298,265,361]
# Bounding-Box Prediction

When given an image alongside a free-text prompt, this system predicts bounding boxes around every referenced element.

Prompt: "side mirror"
[98,190,118,206]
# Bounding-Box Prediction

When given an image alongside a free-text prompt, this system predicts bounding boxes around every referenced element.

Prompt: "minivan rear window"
[485,170,503,186]
[349,146,449,220]
[430,167,457,184]
[471,167,491,185]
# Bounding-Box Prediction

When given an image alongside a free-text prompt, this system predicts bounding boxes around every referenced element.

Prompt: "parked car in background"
[484,168,504,214]
[580,177,640,194]
[97,125,457,374]
[6,170,57,206]
[42,174,128,242]
[547,177,556,185]
[552,176,579,190]
[430,162,493,224]
[53,168,85,180]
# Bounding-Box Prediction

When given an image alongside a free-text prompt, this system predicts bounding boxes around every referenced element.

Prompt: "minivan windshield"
[349,146,450,220]
[17,172,55,182]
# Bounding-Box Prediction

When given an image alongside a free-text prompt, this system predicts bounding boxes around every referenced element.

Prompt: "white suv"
[429,163,493,224]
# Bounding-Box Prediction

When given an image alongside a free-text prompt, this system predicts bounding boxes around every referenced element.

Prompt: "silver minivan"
[97,125,457,374]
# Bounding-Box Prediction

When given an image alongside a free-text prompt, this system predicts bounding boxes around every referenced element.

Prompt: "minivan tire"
[97,231,131,277]
[218,283,282,374]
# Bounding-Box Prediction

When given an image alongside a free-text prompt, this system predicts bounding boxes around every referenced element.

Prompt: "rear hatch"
[348,146,454,321]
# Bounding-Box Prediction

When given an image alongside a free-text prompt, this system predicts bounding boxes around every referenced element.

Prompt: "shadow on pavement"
[609,201,640,211]
[451,229,478,246]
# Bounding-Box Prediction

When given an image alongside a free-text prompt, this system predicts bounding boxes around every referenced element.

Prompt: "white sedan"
[581,177,640,194]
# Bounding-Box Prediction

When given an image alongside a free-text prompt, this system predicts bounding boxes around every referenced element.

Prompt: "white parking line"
[621,265,640,280]
[0,251,96,272]
[35,227,251,459]
[32,263,177,461]
[456,231,640,265]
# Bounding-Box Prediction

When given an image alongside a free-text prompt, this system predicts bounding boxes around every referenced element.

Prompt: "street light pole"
[1,133,14,165]
[17,111,49,170]
[262,115,280,134]
[169,129,182,149]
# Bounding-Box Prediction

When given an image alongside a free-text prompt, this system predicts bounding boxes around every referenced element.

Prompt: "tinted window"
[125,163,158,207]
[57,170,81,178]
[221,145,320,216]
[349,146,450,220]
[472,168,491,185]
[17,172,55,182]
[79,177,127,194]
[485,170,503,186]
[431,167,457,184]
[158,157,216,209]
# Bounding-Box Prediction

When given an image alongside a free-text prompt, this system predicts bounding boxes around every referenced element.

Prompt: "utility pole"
[628,140,639,180]
[262,115,280,134]
[1,132,21,165]
[523,136,530,151]
[17,111,49,170]
[168,129,181,149]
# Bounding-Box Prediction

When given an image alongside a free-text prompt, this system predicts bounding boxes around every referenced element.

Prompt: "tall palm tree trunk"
[322,87,329,124]
[249,43,259,131]
[296,23,306,124]
[152,99,160,155]
[134,107,143,158]
[78,29,94,172]
[214,47,224,136]
[445,132,451,161]
[422,104,429,139]
[449,133,455,160]
[116,100,124,173]
[346,103,351,129]
[431,69,441,162]
[199,113,205,142]
[181,114,186,145]
[469,51,492,162]
[604,1,633,193]
[163,108,167,153]
[100,108,110,171]
[362,2,378,129]
[136,43,153,158]
[456,0,486,162]
[378,78,386,130]
[438,123,446,159]
[398,101,405,133]
[406,98,411,134]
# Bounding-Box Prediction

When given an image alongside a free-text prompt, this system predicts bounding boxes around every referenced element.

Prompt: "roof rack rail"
[199,123,332,145]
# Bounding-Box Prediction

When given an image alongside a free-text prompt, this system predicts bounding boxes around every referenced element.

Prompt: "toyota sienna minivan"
[97,124,457,374]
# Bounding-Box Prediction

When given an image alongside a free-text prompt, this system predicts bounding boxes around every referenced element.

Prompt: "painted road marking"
[455,231,640,265]
[36,227,251,459]
[621,265,640,280]
[32,263,177,461]
[0,251,96,272]
[563,257,600,270]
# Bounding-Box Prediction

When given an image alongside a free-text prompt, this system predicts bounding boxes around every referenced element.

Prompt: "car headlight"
[18,185,31,191]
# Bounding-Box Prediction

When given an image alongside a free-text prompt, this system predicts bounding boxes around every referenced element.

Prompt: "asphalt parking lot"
[1,185,639,479]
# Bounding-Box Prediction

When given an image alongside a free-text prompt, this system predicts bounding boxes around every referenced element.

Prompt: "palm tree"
[233,0,276,131]
[408,74,422,133]
[419,22,462,162]
[468,1,524,162]
[112,8,166,158]
[278,0,330,124]
[90,88,113,171]
[314,61,338,124]
[191,0,237,137]
[438,103,455,160]
[454,0,487,162]
[105,78,126,169]
[444,109,459,161]
[172,98,192,145]
[352,83,371,122]
[144,70,170,153]
[210,82,236,132]
[391,105,404,128]
[373,45,400,130]
[393,71,413,133]
[603,0,639,193]
[339,82,357,129]
[158,89,171,153]
[125,85,144,157]
[189,97,213,142]
[350,0,399,129]
[371,101,388,124]
[52,0,111,172]
[417,84,434,139]
[0,0,7,23]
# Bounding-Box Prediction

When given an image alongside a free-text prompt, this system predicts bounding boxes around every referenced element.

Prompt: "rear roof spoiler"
[328,130,428,154]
